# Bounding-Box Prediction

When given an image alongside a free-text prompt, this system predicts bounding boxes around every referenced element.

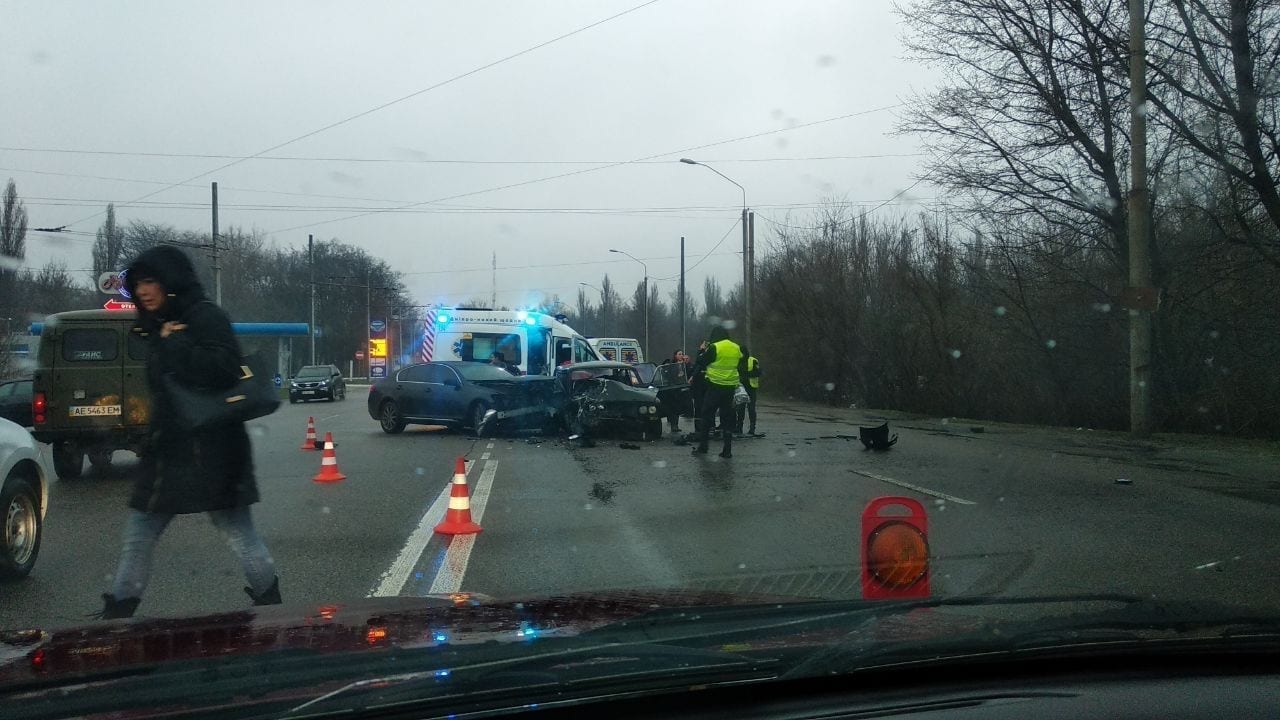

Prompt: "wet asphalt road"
[3,393,1279,631]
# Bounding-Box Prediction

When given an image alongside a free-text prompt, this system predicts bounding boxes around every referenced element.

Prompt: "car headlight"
[649,406,658,414]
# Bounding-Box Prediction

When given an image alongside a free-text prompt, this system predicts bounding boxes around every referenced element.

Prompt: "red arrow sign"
[103,299,137,312]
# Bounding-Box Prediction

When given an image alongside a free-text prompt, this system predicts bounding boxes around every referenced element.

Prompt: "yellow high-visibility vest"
[747,357,759,389]
[706,339,742,387]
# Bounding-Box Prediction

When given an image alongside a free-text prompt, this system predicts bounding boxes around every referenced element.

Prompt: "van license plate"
[302,391,315,395]
[69,405,122,417]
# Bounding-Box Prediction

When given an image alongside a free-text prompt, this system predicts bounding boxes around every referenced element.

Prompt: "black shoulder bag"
[160,305,281,431]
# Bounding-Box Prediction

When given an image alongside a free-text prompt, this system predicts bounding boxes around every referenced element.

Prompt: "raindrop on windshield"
[1045,339,1057,349]
[950,349,962,359]
[415,467,425,476]
[786,450,797,457]
[722,319,737,330]
[737,563,747,570]
[994,306,1007,316]
[321,506,331,514]
[823,382,835,391]
[652,460,668,469]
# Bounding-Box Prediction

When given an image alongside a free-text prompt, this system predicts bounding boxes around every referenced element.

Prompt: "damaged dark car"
[555,361,665,439]
[368,361,560,436]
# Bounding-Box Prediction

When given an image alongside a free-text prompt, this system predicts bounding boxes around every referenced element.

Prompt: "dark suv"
[289,365,346,403]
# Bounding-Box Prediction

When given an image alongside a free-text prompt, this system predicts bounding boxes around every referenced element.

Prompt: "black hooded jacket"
[124,245,259,514]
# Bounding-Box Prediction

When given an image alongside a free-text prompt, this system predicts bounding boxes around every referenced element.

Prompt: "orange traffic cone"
[300,416,318,450]
[312,432,347,483]
[434,457,482,535]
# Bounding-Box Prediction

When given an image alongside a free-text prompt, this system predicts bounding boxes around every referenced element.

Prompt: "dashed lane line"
[428,459,498,594]
[480,452,491,460]
[367,460,474,597]
[850,469,977,505]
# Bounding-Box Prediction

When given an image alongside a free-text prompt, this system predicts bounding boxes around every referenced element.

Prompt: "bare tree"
[1,179,28,309]
[92,203,125,276]
[898,0,1134,263]
[1146,0,1280,266]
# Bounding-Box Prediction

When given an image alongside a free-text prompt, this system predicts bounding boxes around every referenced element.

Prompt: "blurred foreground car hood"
[0,588,810,684]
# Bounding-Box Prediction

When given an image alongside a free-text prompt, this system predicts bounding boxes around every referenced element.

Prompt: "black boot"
[245,576,282,606]
[98,593,140,620]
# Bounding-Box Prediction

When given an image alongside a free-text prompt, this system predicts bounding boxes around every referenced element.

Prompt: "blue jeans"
[111,507,276,600]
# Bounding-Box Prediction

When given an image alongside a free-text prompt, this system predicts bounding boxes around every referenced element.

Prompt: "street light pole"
[680,158,751,346]
[608,249,648,357]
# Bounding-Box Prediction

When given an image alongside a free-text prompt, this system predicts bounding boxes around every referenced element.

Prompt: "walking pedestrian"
[98,245,280,619]
[692,327,747,459]
[735,347,761,437]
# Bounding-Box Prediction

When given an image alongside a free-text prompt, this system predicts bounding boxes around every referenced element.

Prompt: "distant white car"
[0,418,48,580]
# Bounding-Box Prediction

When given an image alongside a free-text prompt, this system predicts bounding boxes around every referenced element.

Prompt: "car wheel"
[380,400,406,434]
[645,419,664,440]
[88,449,113,471]
[0,474,41,581]
[52,442,84,480]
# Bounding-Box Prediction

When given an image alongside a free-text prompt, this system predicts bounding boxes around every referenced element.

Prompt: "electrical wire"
[262,103,905,237]
[57,0,663,230]
[0,148,924,165]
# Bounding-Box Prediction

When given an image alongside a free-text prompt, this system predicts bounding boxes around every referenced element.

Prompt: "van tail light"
[33,392,47,425]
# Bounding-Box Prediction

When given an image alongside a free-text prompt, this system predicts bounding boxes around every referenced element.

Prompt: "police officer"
[693,326,748,459]
[735,347,761,437]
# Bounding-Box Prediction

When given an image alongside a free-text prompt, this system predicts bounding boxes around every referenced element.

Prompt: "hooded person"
[98,245,281,619]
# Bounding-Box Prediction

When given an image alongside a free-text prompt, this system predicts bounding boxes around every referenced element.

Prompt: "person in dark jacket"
[99,245,280,619]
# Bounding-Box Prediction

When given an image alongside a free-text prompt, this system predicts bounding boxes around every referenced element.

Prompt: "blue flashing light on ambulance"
[425,308,599,376]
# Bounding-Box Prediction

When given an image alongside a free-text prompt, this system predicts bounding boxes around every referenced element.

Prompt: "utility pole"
[643,272,649,359]
[679,236,686,354]
[741,208,752,347]
[747,211,755,349]
[491,251,497,308]
[1128,0,1153,435]
[366,266,372,380]
[308,234,316,365]
[211,182,221,304]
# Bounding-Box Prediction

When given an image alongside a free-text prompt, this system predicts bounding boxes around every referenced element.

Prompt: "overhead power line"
[58,0,663,230]
[0,148,923,165]
[264,102,906,237]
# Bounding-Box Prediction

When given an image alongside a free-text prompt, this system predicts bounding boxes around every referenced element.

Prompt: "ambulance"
[587,337,645,364]
[425,308,599,376]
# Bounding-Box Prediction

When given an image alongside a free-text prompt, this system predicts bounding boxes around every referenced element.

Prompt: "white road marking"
[1195,560,1222,570]
[486,442,495,449]
[318,412,343,422]
[428,460,497,594]
[851,470,977,505]
[367,460,474,597]
[480,451,491,460]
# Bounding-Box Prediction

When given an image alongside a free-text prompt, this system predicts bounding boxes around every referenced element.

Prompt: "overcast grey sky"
[3,1,939,309]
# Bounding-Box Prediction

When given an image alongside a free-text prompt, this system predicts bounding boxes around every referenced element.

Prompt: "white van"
[587,337,644,364]
[425,308,599,376]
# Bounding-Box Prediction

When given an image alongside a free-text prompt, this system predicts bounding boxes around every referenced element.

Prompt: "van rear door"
[123,328,151,426]
[50,324,125,431]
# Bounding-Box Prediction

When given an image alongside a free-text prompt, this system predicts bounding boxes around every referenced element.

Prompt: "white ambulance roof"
[435,309,575,332]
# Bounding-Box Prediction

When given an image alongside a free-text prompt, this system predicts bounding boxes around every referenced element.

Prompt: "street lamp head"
[679,158,698,165]
[608,249,620,253]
